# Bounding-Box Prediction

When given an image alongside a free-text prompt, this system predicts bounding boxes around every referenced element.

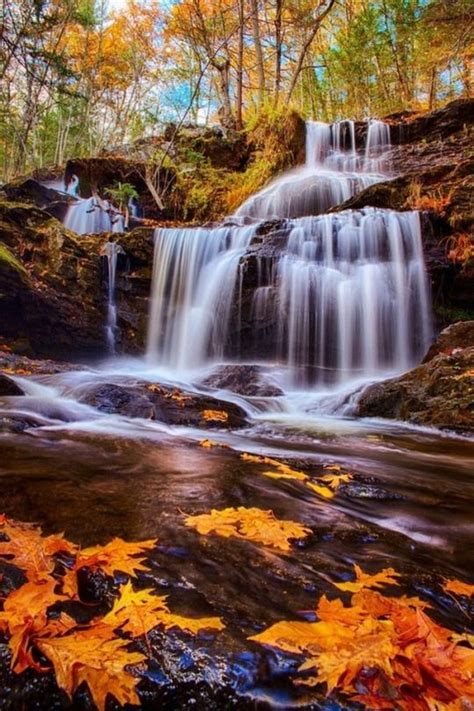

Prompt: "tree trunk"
[250,0,265,105]
[274,0,282,105]
[236,0,244,128]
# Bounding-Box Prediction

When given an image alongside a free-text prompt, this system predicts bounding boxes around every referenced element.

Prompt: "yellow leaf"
[103,581,224,637]
[199,439,217,448]
[241,453,308,481]
[334,565,400,593]
[319,472,353,490]
[306,482,334,499]
[443,579,474,597]
[75,537,156,578]
[0,514,78,581]
[201,409,229,422]
[184,506,310,551]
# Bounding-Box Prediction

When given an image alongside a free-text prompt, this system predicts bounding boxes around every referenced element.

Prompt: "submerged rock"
[357,323,474,432]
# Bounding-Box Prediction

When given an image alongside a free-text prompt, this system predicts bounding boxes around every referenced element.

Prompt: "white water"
[64,197,125,235]
[103,241,124,354]
[234,119,389,220]
[147,224,257,368]
[146,119,432,393]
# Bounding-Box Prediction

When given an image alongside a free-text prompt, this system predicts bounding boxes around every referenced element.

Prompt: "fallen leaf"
[334,564,400,593]
[0,578,66,672]
[199,439,217,448]
[103,581,224,637]
[319,472,353,489]
[37,624,145,711]
[0,515,77,581]
[306,481,334,499]
[184,506,311,551]
[201,409,229,422]
[443,579,474,597]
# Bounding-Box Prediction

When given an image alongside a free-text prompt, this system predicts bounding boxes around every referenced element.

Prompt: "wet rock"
[81,383,156,418]
[357,330,474,432]
[81,381,248,428]
[423,320,474,361]
[0,375,24,396]
[200,365,283,397]
[2,178,70,208]
[0,415,39,433]
[388,98,474,144]
[0,201,152,358]
[332,159,474,232]
[340,483,405,501]
[0,352,87,375]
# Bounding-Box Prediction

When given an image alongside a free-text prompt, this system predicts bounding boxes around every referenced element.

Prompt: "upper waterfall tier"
[235,119,392,221]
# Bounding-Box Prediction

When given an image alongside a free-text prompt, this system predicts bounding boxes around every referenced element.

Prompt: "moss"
[434,305,474,323]
[0,242,27,275]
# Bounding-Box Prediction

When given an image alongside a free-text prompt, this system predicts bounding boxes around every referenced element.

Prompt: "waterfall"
[146,118,432,389]
[64,197,125,235]
[234,119,390,220]
[146,224,257,369]
[103,241,124,354]
[254,209,431,385]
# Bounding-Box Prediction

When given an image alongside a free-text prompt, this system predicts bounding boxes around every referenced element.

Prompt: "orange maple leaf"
[36,624,146,711]
[0,515,77,581]
[334,564,400,593]
[443,579,474,598]
[184,506,311,551]
[104,581,224,637]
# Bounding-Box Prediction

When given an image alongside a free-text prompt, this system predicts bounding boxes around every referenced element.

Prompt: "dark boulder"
[423,320,474,361]
[199,365,284,397]
[80,381,248,428]
[0,374,24,396]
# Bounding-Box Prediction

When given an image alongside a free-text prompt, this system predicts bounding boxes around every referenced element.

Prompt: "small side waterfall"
[102,241,124,354]
[146,118,432,392]
[65,197,125,235]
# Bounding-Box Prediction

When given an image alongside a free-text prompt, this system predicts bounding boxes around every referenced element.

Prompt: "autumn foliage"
[1,510,474,710]
[250,565,474,710]
[0,515,223,710]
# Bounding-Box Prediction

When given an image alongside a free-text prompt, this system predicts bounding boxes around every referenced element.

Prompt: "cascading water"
[64,196,125,235]
[257,208,431,385]
[146,118,432,392]
[234,119,389,220]
[147,224,257,369]
[102,241,124,353]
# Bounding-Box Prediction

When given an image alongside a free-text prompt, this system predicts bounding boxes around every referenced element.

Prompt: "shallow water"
[1,359,473,707]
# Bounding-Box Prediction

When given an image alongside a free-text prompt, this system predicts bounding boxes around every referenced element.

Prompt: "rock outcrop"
[0,200,155,358]
[80,381,248,428]
[357,322,474,432]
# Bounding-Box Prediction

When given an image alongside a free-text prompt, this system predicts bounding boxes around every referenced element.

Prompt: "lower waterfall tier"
[146,208,432,386]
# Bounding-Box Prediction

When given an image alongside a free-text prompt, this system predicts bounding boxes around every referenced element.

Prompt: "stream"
[1,117,473,708]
